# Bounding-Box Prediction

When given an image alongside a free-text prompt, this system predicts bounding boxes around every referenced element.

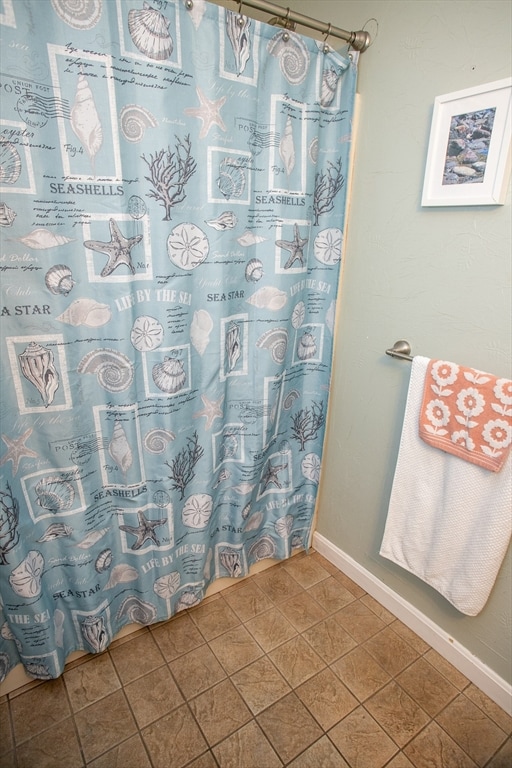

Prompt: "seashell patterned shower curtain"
[0,0,357,681]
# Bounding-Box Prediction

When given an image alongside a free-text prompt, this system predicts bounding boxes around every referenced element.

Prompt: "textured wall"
[259,0,511,682]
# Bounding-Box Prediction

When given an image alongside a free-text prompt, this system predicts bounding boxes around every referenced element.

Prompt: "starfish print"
[193,394,224,431]
[276,224,309,269]
[84,218,143,277]
[119,511,167,551]
[184,87,227,139]
[261,460,288,491]
[0,428,38,476]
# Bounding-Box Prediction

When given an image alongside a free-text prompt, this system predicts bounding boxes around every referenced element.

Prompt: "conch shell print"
[247,286,287,311]
[128,2,173,61]
[18,342,60,407]
[279,116,295,178]
[225,10,251,75]
[80,615,109,653]
[108,420,133,475]
[190,310,213,355]
[225,322,241,372]
[70,73,103,174]
[57,298,111,328]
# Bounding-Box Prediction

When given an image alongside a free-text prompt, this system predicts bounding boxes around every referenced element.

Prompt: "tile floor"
[1,550,511,768]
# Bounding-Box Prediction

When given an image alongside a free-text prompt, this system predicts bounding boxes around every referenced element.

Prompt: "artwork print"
[0,0,357,683]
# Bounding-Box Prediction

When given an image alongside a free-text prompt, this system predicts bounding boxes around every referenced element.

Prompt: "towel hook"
[385,340,413,362]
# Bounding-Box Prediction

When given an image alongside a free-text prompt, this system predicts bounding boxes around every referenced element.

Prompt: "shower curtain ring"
[323,23,332,53]
[237,1,244,25]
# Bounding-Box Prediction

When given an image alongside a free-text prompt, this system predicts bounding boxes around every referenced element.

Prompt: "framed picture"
[421,78,511,206]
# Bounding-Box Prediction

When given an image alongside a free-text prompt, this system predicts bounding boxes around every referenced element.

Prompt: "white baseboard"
[313,532,512,715]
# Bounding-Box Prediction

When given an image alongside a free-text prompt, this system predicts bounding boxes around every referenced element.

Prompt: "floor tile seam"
[165,658,228,704]
[183,694,256,752]
[73,685,141,763]
[206,634,267,677]
[61,650,125,712]
[432,688,510,741]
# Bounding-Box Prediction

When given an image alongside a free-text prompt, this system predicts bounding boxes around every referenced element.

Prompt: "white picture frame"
[421,78,511,206]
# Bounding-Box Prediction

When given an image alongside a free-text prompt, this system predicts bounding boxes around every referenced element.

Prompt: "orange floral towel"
[419,360,512,472]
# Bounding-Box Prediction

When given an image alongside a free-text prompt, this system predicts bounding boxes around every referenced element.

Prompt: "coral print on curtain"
[0,0,357,681]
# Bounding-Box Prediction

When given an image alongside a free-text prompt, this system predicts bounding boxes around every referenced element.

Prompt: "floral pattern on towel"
[419,360,512,472]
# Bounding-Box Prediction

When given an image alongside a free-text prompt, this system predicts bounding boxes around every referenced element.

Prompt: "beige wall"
[216,0,512,682]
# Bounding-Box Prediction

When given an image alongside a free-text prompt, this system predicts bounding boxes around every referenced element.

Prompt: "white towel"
[380,356,512,616]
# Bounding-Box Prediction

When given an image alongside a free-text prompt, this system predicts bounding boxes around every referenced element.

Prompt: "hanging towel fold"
[419,359,512,472]
[380,356,512,616]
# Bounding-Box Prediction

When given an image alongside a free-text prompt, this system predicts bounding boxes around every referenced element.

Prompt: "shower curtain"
[0,0,357,682]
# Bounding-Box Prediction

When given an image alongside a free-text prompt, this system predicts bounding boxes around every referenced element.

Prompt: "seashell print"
[117,596,157,624]
[182,493,213,529]
[71,74,103,174]
[153,489,171,507]
[190,309,213,355]
[225,322,241,372]
[205,211,237,231]
[244,510,263,531]
[128,2,173,61]
[237,231,266,247]
[57,298,111,328]
[45,265,76,296]
[297,331,317,361]
[104,563,138,589]
[292,532,303,550]
[0,202,16,227]
[186,0,207,30]
[275,514,293,539]
[245,258,264,282]
[267,31,310,85]
[256,328,288,364]
[314,228,343,265]
[291,300,306,329]
[283,389,300,410]
[176,591,201,611]
[35,476,75,511]
[279,116,295,177]
[248,534,276,562]
[213,468,231,488]
[219,549,242,578]
[95,549,113,573]
[108,420,133,475]
[130,315,164,352]
[16,229,74,249]
[18,342,60,407]
[153,570,180,598]
[320,66,341,107]
[225,10,251,75]
[152,356,186,394]
[9,550,44,598]
[325,300,335,334]
[217,157,246,200]
[143,428,175,454]
[167,222,209,270]
[246,286,287,311]
[309,136,319,164]
[233,482,255,497]
[77,348,134,393]
[37,523,73,542]
[25,662,52,680]
[76,527,109,549]
[301,452,321,483]
[128,194,147,219]
[50,0,102,29]
[120,104,157,142]
[0,653,10,682]
[0,139,22,185]
[54,609,65,647]
[220,432,238,461]
[81,615,108,653]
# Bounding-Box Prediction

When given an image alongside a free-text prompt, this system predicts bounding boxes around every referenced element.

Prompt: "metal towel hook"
[385,340,413,362]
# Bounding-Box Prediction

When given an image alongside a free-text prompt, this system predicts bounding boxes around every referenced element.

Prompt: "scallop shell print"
[0,139,22,185]
[321,66,341,107]
[71,74,103,174]
[152,356,186,394]
[190,309,213,356]
[217,158,246,200]
[77,349,134,392]
[35,476,75,511]
[50,0,102,28]
[267,31,310,85]
[45,265,76,296]
[297,331,317,361]
[57,298,111,327]
[128,2,173,61]
[257,328,288,364]
[226,10,251,75]
[120,104,157,143]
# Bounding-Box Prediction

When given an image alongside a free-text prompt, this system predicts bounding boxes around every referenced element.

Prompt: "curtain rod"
[224,0,371,51]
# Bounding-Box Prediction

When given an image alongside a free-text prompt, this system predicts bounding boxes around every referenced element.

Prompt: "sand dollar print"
[167,223,209,270]
[130,315,164,351]
[314,228,343,265]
